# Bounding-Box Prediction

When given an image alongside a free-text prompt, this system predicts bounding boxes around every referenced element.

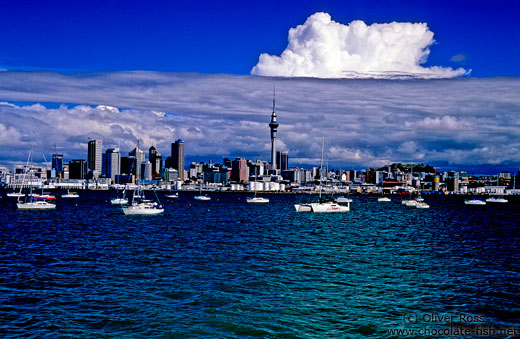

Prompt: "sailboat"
[62,190,79,198]
[247,190,269,203]
[122,188,164,215]
[247,168,269,203]
[16,149,56,210]
[486,196,508,203]
[121,141,164,215]
[378,180,391,202]
[194,185,211,201]
[294,138,349,213]
[111,188,128,205]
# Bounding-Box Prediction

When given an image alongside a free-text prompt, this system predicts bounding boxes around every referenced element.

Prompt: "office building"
[69,159,87,179]
[87,139,103,178]
[129,145,145,180]
[104,148,121,181]
[276,151,288,171]
[231,157,248,183]
[171,139,185,181]
[51,153,63,178]
[149,146,162,178]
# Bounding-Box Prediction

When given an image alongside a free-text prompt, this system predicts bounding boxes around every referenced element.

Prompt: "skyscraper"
[69,159,87,179]
[149,146,162,178]
[129,144,145,180]
[51,153,63,178]
[269,89,279,171]
[171,139,185,181]
[231,157,248,183]
[104,148,121,181]
[276,151,289,171]
[87,139,103,178]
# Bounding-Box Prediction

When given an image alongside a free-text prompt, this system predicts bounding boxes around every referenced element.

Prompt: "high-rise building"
[171,139,185,181]
[104,148,121,181]
[129,145,145,180]
[231,157,248,183]
[269,90,279,171]
[141,161,152,181]
[276,151,289,171]
[87,139,103,178]
[51,153,63,178]
[149,146,162,178]
[69,159,87,179]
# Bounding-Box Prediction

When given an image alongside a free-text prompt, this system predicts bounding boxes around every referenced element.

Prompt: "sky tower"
[269,88,279,171]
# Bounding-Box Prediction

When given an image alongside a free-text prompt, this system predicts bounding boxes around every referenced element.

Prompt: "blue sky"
[1,0,519,76]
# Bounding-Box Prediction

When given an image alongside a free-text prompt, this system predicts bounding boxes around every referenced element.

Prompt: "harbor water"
[1,192,519,337]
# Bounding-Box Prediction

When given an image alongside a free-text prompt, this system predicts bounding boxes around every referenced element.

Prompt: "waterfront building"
[69,159,87,180]
[87,139,103,178]
[104,148,121,181]
[203,168,229,185]
[171,139,185,181]
[161,168,178,183]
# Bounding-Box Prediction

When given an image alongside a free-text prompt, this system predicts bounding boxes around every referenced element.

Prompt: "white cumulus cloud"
[251,12,467,79]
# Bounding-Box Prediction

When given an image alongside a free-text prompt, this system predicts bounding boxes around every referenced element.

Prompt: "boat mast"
[319,137,324,199]
[18,148,33,201]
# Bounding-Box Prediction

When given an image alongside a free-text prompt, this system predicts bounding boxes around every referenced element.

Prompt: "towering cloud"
[251,12,466,79]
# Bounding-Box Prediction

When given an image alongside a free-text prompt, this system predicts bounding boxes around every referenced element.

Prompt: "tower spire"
[269,86,279,171]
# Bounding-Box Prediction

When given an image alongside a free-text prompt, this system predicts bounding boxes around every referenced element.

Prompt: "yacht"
[7,192,25,198]
[378,197,391,202]
[464,199,486,205]
[16,149,57,210]
[17,197,56,210]
[111,189,128,205]
[404,199,418,207]
[247,196,269,203]
[416,202,430,209]
[62,190,79,198]
[122,189,164,215]
[294,138,349,213]
[194,186,211,201]
[486,197,508,203]
[165,192,179,199]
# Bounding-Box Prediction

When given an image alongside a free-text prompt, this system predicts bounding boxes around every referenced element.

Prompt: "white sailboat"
[121,141,164,215]
[465,199,486,205]
[122,188,164,215]
[194,185,211,201]
[295,138,349,213]
[16,149,56,210]
[165,192,179,199]
[486,196,508,203]
[62,190,79,198]
[111,188,129,205]
[378,181,391,202]
[247,170,269,203]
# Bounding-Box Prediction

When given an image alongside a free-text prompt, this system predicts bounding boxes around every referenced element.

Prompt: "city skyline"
[1,3,519,174]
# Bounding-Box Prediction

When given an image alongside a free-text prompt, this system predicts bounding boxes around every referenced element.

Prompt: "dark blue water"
[1,192,519,338]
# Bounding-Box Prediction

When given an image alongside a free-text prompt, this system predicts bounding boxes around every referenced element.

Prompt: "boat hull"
[122,204,164,215]
[247,197,269,203]
[17,202,56,210]
[295,202,349,213]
